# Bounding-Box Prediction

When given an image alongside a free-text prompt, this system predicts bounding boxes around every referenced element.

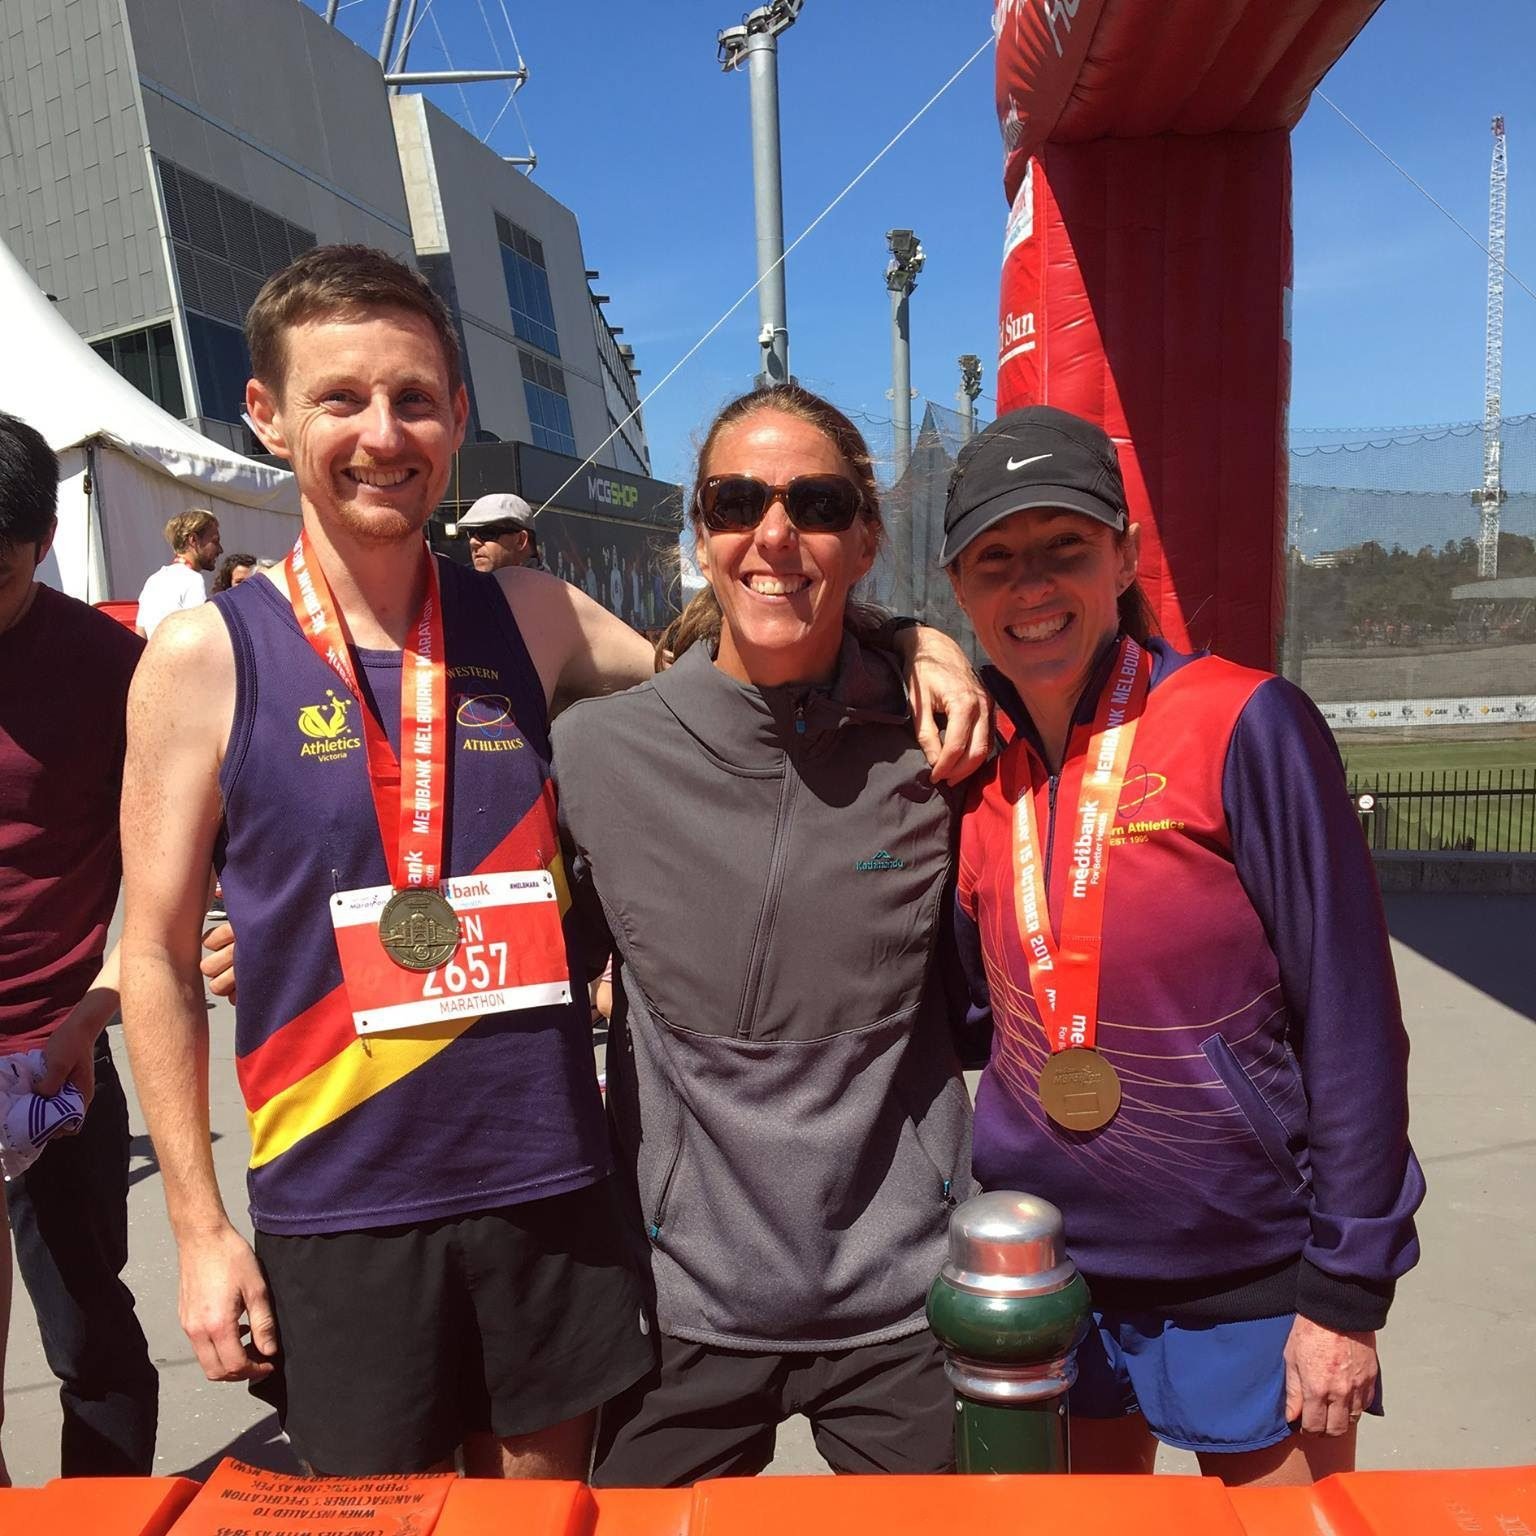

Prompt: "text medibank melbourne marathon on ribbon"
[443,440,685,634]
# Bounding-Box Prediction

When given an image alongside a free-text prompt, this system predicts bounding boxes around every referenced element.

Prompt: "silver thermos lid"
[939,1190,1076,1298]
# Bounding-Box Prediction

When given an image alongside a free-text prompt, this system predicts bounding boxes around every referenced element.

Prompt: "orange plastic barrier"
[1228,1466,1536,1536]
[1,1463,1529,1536]
[0,1475,197,1535]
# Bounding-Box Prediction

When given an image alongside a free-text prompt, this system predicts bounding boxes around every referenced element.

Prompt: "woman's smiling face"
[696,410,878,689]
[947,507,1139,707]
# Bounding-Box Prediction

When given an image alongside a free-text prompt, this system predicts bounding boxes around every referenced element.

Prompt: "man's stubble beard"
[321,486,444,550]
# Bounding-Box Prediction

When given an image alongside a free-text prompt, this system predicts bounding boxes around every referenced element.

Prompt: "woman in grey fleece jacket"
[555,386,977,1487]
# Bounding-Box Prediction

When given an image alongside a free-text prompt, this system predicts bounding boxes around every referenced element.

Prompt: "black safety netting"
[1282,412,1536,732]
[858,399,989,667]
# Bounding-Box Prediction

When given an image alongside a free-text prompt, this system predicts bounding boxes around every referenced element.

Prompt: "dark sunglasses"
[696,474,867,534]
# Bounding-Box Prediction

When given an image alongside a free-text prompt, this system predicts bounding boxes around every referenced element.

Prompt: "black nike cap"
[940,405,1128,567]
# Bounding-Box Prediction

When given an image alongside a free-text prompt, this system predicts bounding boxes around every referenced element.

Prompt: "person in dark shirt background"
[944,408,1424,1488]
[212,553,259,593]
[0,411,158,1479]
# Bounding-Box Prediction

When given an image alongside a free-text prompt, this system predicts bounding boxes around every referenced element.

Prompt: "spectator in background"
[457,493,544,572]
[212,552,259,593]
[135,508,221,637]
[0,410,158,1478]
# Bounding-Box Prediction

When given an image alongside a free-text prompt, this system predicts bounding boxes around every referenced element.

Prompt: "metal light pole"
[376,0,404,67]
[886,229,924,480]
[387,0,420,89]
[719,2,803,388]
[958,354,983,443]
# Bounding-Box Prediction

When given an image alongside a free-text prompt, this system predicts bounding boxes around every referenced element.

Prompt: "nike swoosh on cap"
[1006,453,1053,471]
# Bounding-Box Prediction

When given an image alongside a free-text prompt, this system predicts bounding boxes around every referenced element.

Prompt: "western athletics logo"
[1116,766,1168,819]
[854,850,904,872]
[455,694,525,754]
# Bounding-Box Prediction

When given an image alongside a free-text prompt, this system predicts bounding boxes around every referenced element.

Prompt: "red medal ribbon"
[1009,636,1150,1053]
[285,533,448,892]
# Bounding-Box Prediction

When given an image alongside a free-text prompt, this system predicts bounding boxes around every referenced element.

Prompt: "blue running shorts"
[1069,1310,1385,1454]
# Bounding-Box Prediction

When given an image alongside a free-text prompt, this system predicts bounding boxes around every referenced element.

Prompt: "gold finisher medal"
[1038,1047,1122,1132]
[378,889,460,972]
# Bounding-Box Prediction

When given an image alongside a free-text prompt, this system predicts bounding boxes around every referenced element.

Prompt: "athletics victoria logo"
[854,849,904,872]
[297,690,361,762]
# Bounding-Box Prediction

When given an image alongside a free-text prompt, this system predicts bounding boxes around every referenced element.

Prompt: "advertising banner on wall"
[1317,696,1536,729]
[516,444,684,633]
[515,444,682,529]
[533,507,679,633]
[440,442,684,634]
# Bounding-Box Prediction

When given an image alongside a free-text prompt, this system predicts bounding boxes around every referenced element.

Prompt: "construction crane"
[1476,115,1508,579]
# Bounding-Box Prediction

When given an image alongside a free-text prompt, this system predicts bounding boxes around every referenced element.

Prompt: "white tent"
[0,236,300,603]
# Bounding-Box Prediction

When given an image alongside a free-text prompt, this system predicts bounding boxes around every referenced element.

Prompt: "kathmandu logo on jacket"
[854,850,904,872]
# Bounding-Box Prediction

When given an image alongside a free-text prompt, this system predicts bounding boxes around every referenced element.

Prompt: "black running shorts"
[592,1325,954,1486]
[252,1178,655,1474]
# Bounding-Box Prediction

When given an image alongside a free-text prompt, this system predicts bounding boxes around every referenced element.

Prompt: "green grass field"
[1332,736,1536,852]
[1336,737,1536,776]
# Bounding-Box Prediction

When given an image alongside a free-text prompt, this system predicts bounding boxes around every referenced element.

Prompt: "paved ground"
[5,893,1532,1483]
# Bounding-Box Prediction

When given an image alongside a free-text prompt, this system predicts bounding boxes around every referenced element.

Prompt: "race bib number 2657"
[330,871,571,1036]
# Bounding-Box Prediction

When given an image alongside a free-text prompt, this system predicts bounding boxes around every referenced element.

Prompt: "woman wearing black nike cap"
[944,405,1423,1486]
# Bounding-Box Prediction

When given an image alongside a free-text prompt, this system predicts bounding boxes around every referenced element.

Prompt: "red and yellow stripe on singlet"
[237,784,570,1168]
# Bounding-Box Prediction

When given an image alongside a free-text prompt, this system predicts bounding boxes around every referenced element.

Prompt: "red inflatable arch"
[993,0,1382,668]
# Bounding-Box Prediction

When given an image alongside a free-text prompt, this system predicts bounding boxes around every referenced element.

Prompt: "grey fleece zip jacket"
[551,634,976,1352]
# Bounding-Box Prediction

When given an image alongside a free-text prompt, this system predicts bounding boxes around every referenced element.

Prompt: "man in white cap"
[457,493,543,573]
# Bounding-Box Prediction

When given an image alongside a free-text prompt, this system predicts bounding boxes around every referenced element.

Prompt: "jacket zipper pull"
[942,1176,954,1205]
[647,1220,662,1240]
[795,703,806,735]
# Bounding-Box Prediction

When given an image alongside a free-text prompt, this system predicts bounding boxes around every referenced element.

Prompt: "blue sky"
[311,0,1535,488]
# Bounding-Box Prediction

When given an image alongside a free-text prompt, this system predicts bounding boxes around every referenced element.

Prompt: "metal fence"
[1348,768,1536,853]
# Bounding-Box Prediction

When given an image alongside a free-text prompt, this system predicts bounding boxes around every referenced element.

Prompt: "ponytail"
[656,586,723,669]
[1118,579,1158,644]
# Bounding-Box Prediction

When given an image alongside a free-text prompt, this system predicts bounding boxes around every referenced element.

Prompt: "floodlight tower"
[1476,115,1508,579]
[719,1,804,388]
[958,354,983,443]
[886,229,925,478]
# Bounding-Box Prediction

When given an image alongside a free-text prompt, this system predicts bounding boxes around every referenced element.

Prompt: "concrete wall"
[1373,852,1536,896]
[392,94,640,468]
[6,0,649,467]
[127,0,413,254]
[0,0,170,337]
